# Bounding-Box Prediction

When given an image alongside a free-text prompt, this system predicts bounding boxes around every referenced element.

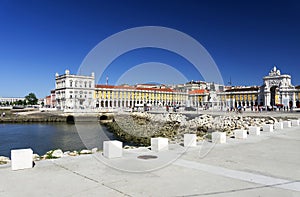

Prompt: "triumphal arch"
[263,66,296,108]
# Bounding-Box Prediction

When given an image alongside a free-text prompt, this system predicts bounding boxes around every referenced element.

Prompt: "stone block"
[103,140,123,159]
[212,132,226,144]
[151,137,168,152]
[263,124,273,132]
[234,129,247,139]
[248,126,260,136]
[283,121,291,128]
[184,134,197,147]
[291,120,300,126]
[11,148,33,171]
[274,122,283,130]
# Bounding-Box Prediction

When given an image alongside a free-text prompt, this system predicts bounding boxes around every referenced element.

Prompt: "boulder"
[32,154,40,161]
[52,149,63,158]
[91,148,98,153]
[0,156,10,164]
[80,149,92,154]
[68,151,79,156]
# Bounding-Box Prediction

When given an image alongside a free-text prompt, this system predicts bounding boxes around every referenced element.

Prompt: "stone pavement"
[0,125,299,196]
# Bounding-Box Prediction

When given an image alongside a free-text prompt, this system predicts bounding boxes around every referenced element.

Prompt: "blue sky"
[0,0,299,98]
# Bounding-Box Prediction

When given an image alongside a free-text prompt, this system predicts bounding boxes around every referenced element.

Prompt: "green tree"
[25,93,38,105]
[16,100,23,106]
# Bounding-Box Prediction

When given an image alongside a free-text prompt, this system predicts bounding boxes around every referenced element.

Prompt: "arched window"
[70,80,73,87]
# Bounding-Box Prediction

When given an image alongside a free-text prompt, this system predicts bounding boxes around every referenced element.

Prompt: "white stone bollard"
[11,148,33,171]
[212,132,226,144]
[263,124,274,132]
[151,137,169,151]
[103,140,123,159]
[184,134,197,147]
[234,129,247,139]
[283,121,292,128]
[248,126,260,136]
[291,120,300,126]
[274,122,283,130]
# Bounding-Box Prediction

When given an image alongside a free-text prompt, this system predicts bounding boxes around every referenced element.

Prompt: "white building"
[55,70,95,110]
[0,97,25,105]
[262,66,297,108]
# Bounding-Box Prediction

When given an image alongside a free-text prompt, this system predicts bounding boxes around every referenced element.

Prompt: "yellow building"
[94,84,186,108]
[188,89,209,107]
[218,86,260,109]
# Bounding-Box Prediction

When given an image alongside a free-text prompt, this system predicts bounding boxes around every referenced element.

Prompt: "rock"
[80,149,92,154]
[52,149,63,158]
[68,151,79,156]
[124,145,136,149]
[32,154,40,161]
[0,156,10,164]
[91,148,98,153]
[105,113,280,145]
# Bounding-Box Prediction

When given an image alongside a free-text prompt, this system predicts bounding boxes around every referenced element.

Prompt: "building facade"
[0,97,25,105]
[94,84,187,108]
[218,86,260,109]
[262,66,297,108]
[55,70,95,109]
[219,66,299,109]
[54,66,299,111]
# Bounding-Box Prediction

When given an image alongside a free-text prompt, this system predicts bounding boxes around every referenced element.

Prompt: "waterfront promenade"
[0,118,299,196]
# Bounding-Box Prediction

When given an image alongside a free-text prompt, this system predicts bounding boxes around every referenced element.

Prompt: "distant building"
[44,96,51,106]
[55,70,95,109]
[218,86,260,109]
[219,66,299,109]
[262,66,297,108]
[0,97,25,105]
[94,84,187,108]
[53,66,299,111]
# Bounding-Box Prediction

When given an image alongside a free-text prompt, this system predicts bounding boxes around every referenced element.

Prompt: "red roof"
[189,89,208,94]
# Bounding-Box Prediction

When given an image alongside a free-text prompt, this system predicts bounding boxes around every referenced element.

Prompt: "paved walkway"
[0,125,299,196]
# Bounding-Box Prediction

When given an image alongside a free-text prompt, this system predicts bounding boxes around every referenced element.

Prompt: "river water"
[0,123,115,157]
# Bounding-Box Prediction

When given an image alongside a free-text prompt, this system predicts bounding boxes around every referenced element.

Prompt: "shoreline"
[1,108,300,123]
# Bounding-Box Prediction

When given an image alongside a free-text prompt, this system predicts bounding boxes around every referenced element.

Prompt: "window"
[70,81,73,87]
[89,82,92,88]
[84,81,87,88]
